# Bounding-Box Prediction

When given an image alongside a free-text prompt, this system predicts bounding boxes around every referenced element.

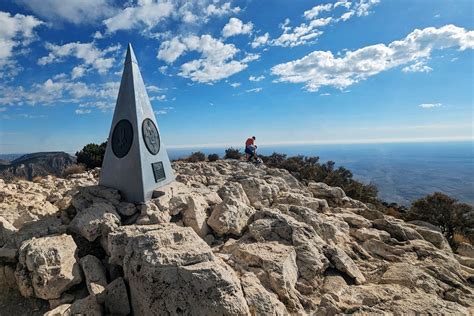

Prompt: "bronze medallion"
[142,118,160,155]
[111,119,133,158]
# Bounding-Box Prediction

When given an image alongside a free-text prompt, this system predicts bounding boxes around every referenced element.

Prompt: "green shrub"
[406,192,474,248]
[187,151,206,162]
[76,142,107,169]
[224,148,242,160]
[208,153,219,162]
[63,164,86,177]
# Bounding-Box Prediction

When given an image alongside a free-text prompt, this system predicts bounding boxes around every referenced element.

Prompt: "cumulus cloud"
[38,42,121,75]
[271,25,474,91]
[15,0,117,25]
[75,109,91,115]
[229,82,241,88]
[0,11,43,76]
[249,75,265,82]
[419,103,442,109]
[222,17,253,38]
[158,34,258,83]
[104,0,240,34]
[402,61,433,73]
[246,87,262,93]
[251,32,269,48]
[270,0,380,47]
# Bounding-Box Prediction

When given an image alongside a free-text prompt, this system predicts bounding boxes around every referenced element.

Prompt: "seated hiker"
[245,136,257,161]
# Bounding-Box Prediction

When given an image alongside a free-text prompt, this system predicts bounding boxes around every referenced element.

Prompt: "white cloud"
[303,3,333,20]
[150,95,167,101]
[229,82,241,88]
[75,109,91,115]
[93,31,104,39]
[246,87,262,93]
[155,106,174,115]
[104,1,174,33]
[354,0,380,17]
[158,34,258,83]
[104,1,240,34]
[38,42,121,74]
[419,103,442,109]
[0,11,43,76]
[15,0,117,25]
[271,25,474,91]
[272,17,331,47]
[222,17,253,38]
[72,66,87,79]
[402,61,433,73]
[251,32,269,48]
[147,85,167,93]
[249,75,265,82]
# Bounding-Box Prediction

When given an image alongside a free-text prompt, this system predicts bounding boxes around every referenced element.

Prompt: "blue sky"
[0,0,473,153]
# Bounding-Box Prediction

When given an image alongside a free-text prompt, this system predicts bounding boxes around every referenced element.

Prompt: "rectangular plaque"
[151,161,166,183]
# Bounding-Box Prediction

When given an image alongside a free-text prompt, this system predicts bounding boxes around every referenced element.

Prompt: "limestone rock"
[69,202,120,241]
[0,216,18,247]
[44,304,71,316]
[79,255,107,296]
[241,272,288,315]
[15,234,82,300]
[208,197,255,236]
[135,200,171,225]
[123,225,249,315]
[116,202,138,216]
[324,245,366,285]
[308,182,346,205]
[182,194,210,237]
[238,177,279,209]
[69,295,103,316]
[104,277,130,315]
[457,242,474,258]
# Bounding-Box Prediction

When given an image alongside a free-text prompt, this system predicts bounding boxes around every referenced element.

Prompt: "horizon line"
[166,136,474,149]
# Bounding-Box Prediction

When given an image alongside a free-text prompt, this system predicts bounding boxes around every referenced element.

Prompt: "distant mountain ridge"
[0,152,76,180]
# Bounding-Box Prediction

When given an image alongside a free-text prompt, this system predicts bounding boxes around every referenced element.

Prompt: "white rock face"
[121,224,249,315]
[15,234,82,300]
[0,160,472,315]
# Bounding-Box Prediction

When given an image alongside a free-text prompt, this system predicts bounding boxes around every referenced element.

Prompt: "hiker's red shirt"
[245,138,254,147]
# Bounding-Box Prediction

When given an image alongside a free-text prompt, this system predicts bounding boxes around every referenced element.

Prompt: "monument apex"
[99,43,174,202]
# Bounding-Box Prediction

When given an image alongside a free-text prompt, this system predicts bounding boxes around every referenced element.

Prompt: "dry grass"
[63,164,86,177]
[453,233,472,245]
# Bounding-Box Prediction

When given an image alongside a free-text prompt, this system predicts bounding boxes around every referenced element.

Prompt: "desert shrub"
[32,176,43,183]
[187,151,206,162]
[406,192,474,248]
[260,152,379,205]
[63,164,86,177]
[208,153,219,162]
[76,142,107,169]
[224,147,242,160]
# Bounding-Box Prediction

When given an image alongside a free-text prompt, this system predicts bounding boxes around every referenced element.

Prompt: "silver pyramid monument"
[99,43,174,202]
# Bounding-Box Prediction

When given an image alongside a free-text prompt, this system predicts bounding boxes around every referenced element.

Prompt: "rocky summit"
[0,160,473,315]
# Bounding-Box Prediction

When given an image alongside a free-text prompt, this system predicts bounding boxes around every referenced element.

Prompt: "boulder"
[69,295,103,316]
[104,277,130,315]
[231,241,302,311]
[238,177,279,209]
[0,216,17,247]
[15,234,82,300]
[44,304,71,316]
[324,245,366,285]
[135,200,171,225]
[308,182,346,205]
[79,255,107,296]
[122,225,249,315]
[71,185,120,211]
[275,192,328,213]
[240,272,288,315]
[207,197,255,236]
[217,181,250,205]
[373,218,423,241]
[69,202,120,241]
[116,202,138,216]
[457,242,474,258]
[182,194,210,237]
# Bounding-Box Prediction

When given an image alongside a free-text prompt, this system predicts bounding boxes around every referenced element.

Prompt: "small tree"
[208,153,219,162]
[76,142,107,169]
[406,192,474,248]
[187,151,206,162]
[224,148,242,160]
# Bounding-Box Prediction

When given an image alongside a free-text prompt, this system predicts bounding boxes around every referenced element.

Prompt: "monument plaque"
[99,43,175,202]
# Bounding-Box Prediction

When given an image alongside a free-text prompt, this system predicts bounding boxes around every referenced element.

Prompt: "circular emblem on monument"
[142,118,160,155]
[111,119,133,158]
